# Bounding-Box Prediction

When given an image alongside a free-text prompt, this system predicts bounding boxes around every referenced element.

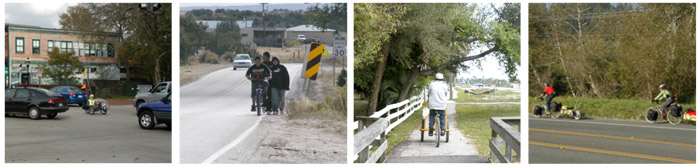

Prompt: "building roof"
[286,25,334,32]
[6,23,120,38]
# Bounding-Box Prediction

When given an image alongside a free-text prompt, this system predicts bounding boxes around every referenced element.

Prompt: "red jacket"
[544,86,555,95]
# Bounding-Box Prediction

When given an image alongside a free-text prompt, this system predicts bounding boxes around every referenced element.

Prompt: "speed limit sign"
[333,36,346,57]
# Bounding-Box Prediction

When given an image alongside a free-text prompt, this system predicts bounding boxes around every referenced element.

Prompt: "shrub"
[221,52,236,63]
[285,38,302,48]
[198,51,220,64]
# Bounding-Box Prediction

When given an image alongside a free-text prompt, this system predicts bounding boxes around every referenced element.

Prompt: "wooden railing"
[353,91,425,163]
[353,118,388,163]
[488,116,520,163]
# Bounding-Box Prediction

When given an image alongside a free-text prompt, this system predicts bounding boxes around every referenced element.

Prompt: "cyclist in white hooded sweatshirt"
[428,73,449,136]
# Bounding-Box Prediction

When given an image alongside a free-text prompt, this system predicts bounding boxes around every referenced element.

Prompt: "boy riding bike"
[246,57,271,111]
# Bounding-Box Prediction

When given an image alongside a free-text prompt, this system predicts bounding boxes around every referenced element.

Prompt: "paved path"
[530,116,695,164]
[386,101,487,163]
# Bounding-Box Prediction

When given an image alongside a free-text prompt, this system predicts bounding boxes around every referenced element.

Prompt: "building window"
[242,33,248,37]
[60,41,73,53]
[32,39,40,54]
[107,43,115,57]
[48,40,54,51]
[15,37,24,53]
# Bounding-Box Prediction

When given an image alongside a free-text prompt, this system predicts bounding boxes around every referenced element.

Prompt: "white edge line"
[202,115,264,164]
[532,118,696,131]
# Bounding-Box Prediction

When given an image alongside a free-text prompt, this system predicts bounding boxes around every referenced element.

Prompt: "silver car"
[134,81,171,108]
[233,54,252,70]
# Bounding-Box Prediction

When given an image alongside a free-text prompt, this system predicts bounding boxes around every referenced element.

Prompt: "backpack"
[550,102,562,112]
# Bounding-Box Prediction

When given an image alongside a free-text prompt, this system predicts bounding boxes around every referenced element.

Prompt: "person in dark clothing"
[262,52,274,112]
[269,56,290,115]
[245,57,271,111]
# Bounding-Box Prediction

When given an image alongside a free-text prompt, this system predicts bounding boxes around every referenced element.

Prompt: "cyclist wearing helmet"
[538,83,556,114]
[246,56,271,111]
[427,73,448,136]
[654,84,674,112]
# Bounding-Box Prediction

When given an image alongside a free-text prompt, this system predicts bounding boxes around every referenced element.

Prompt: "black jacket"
[269,64,290,90]
[245,64,270,81]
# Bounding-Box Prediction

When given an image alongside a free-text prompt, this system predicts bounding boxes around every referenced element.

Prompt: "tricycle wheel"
[420,119,425,142]
[101,109,107,115]
[573,110,581,120]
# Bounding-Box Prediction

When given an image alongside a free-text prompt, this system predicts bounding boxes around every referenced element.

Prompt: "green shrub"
[198,51,220,64]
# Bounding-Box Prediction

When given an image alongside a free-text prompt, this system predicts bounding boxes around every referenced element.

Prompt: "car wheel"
[234,67,237,70]
[47,113,58,119]
[28,107,41,120]
[78,103,83,107]
[165,122,171,128]
[139,110,156,129]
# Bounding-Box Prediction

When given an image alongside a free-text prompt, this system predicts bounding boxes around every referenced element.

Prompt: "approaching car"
[134,81,171,108]
[304,38,320,44]
[50,86,87,106]
[137,93,171,129]
[5,87,69,120]
[233,54,252,70]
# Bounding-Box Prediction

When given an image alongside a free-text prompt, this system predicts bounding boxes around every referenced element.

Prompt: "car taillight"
[49,99,67,103]
[69,93,75,97]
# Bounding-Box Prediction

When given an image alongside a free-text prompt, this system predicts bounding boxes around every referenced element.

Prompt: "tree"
[355,3,520,115]
[41,48,84,85]
[528,3,695,103]
[305,3,347,33]
[59,3,172,84]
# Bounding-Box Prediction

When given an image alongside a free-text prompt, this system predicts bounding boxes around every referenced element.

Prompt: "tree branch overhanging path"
[354,3,520,115]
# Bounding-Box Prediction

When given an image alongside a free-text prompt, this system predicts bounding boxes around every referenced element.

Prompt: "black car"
[5,87,69,120]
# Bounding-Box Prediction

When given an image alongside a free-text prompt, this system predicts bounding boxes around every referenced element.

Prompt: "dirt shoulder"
[180,63,232,85]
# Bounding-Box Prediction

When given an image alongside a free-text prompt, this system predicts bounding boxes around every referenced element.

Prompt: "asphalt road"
[529,116,695,164]
[180,63,302,164]
[5,105,171,163]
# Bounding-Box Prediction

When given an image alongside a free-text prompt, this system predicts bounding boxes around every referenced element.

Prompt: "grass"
[527,96,695,120]
[455,104,519,158]
[105,95,134,100]
[452,88,520,103]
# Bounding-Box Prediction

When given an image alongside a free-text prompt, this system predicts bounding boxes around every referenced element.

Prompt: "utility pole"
[261,3,267,47]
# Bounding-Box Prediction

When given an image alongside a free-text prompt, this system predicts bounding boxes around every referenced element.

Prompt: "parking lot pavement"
[5,105,171,163]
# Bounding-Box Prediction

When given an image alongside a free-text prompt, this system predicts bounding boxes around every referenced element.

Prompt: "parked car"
[134,81,171,108]
[304,38,320,44]
[5,87,69,120]
[137,93,171,129]
[50,86,87,106]
[297,34,306,42]
[233,54,252,70]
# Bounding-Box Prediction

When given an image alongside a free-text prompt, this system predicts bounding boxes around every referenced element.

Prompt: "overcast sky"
[5,3,75,29]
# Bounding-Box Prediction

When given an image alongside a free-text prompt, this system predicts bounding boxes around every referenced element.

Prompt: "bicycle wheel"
[256,90,262,116]
[436,117,440,147]
[645,107,659,123]
[550,110,560,119]
[667,110,683,125]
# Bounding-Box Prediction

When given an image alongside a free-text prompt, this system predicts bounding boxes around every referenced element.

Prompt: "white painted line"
[532,118,696,131]
[202,115,264,164]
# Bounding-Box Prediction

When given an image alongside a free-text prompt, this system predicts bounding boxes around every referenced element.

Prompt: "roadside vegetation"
[453,88,520,103]
[528,96,695,120]
[455,104,519,158]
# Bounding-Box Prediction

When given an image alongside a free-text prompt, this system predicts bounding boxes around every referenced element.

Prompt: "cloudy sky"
[5,3,75,29]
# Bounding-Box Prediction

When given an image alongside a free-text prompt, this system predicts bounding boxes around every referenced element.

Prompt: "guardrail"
[354,118,388,163]
[489,116,520,163]
[354,91,425,163]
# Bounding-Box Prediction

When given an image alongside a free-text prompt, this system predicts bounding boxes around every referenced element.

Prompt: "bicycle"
[645,100,683,125]
[419,109,450,147]
[254,83,265,116]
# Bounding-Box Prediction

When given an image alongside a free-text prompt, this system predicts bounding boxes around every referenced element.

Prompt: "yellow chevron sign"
[305,42,324,80]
